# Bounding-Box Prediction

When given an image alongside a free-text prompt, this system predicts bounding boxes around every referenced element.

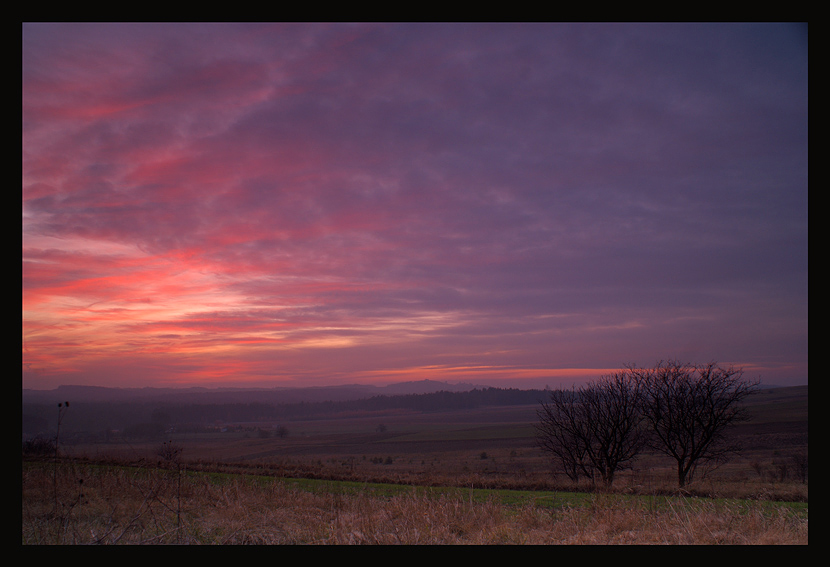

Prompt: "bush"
[22,436,56,456]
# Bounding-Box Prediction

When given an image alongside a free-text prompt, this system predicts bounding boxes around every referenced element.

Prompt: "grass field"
[22,385,807,544]
[22,460,807,544]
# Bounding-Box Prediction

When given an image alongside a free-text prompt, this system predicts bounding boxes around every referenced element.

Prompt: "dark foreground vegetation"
[23,459,806,544]
[23,379,807,544]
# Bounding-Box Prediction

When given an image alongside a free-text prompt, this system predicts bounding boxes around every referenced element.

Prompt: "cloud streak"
[23,23,808,389]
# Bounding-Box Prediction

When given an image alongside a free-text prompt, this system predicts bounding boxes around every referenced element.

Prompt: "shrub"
[23,436,55,456]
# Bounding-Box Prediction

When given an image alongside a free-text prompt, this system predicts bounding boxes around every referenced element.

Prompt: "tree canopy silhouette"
[536,361,758,488]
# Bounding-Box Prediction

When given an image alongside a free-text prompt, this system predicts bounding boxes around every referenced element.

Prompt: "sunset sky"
[22,23,808,391]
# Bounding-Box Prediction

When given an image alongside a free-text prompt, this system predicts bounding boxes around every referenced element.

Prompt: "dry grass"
[22,461,807,545]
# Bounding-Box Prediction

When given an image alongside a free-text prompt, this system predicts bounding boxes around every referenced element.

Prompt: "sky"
[22,23,808,391]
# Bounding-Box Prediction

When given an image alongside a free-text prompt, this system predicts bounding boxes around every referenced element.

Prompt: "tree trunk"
[677,463,687,488]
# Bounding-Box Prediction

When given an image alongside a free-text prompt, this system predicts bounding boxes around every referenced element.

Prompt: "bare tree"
[536,371,646,487]
[637,360,758,488]
[535,388,592,483]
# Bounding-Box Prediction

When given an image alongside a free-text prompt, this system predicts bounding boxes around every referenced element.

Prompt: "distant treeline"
[289,387,550,417]
[23,387,550,439]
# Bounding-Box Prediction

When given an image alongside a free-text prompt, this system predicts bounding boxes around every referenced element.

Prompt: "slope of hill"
[22,379,485,405]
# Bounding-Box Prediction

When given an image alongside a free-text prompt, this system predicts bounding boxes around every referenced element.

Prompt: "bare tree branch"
[638,360,759,487]
[536,371,646,487]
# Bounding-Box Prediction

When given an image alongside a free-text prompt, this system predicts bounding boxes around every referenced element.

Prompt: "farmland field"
[22,385,807,544]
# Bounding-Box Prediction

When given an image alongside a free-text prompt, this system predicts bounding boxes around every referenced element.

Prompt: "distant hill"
[23,382,806,440]
[21,379,485,406]
[21,382,545,438]
[377,379,482,395]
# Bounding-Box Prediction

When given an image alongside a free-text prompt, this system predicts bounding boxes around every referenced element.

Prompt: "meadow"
[22,385,807,544]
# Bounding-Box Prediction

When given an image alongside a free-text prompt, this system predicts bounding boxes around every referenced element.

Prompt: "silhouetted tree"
[636,360,758,488]
[536,371,645,487]
[536,388,590,482]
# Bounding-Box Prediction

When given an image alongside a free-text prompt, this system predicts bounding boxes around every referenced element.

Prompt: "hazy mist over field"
[23,23,808,392]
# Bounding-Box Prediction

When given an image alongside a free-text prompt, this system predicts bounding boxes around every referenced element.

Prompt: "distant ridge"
[379,379,482,395]
[23,383,550,437]
[22,379,485,405]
